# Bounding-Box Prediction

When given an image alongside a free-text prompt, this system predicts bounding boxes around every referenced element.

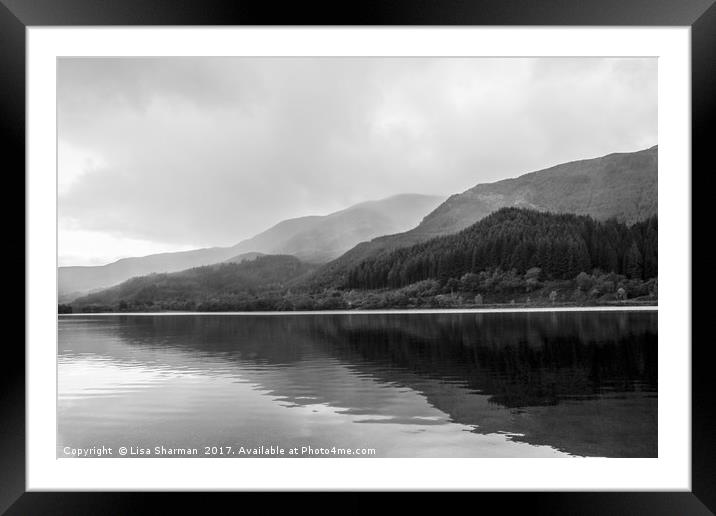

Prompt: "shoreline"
[58,305,657,316]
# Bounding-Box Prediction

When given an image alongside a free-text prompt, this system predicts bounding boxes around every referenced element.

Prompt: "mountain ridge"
[68,208,658,313]
[72,254,317,311]
[307,145,658,289]
[58,193,444,299]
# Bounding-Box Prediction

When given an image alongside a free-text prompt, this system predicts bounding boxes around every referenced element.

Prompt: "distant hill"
[309,146,658,288]
[59,193,444,299]
[59,248,253,299]
[223,251,265,263]
[73,254,316,311]
[224,193,445,263]
[69,209,658,313]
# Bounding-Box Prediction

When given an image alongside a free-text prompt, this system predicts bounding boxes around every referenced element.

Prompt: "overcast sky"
[58,57,657,266]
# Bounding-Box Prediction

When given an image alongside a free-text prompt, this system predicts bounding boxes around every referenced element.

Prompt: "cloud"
[58,57,657,263]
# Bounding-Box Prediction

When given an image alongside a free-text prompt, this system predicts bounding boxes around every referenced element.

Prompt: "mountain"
[310,146,658,288]
[70,209,658,313]
[418,145,657,235]
[58,250,261,301]
[224,251,265,263]
[73,254,316,311]
[223,193,445,262]
[58,248,248,301]
[58,193,444,299]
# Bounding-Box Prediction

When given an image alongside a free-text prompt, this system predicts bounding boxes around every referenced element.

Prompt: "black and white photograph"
[56,57,658,459]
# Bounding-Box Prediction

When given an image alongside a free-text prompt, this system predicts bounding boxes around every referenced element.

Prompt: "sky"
[58,57,657,266]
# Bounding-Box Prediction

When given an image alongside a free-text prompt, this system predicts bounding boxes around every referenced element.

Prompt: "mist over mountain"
[225,194,445,263]
[67,142,660,312]
[60,147,656,302]
[69,208,658,313]
[59,193,444,299]
[311,146,657,288]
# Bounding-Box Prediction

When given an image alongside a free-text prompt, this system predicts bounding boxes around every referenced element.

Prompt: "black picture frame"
[4,0,712,513]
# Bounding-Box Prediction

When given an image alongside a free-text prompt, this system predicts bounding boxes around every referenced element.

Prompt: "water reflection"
[58,311,657,457]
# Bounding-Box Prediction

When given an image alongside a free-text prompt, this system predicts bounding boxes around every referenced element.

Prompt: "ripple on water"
[57,313,657,458]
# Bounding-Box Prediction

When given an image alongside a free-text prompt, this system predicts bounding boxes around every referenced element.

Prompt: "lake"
[58,310,657,458]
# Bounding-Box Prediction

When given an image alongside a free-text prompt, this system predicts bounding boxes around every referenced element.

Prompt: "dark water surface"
[58,311,657,458]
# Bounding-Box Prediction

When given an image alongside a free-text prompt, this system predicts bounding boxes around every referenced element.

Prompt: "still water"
[58,311,657,458]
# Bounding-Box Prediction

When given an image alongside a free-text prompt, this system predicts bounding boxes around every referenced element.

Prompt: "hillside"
[59,193,444,299]
[419,145,657,236]
[345,207,657,290]
[58,248,254,300]
[224,251,265,263]
[225,193,445,263]
[61,147,657,305]
[73,255,316,311]
[68,208,658,313]
[309,146,657,288]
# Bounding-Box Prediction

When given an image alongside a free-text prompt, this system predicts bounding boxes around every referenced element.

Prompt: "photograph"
[56,56,659,459]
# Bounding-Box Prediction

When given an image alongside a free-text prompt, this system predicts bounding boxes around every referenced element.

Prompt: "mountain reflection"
[59,311,656,457]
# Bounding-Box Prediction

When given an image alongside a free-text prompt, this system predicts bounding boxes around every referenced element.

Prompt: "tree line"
[346,208,657,290]
[73,255,316,309]
[66,208,657,312]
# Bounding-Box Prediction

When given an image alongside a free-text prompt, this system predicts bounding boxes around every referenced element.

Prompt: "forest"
[65,208,657,313]
[346,208,657,289]
[71,255,317,312]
